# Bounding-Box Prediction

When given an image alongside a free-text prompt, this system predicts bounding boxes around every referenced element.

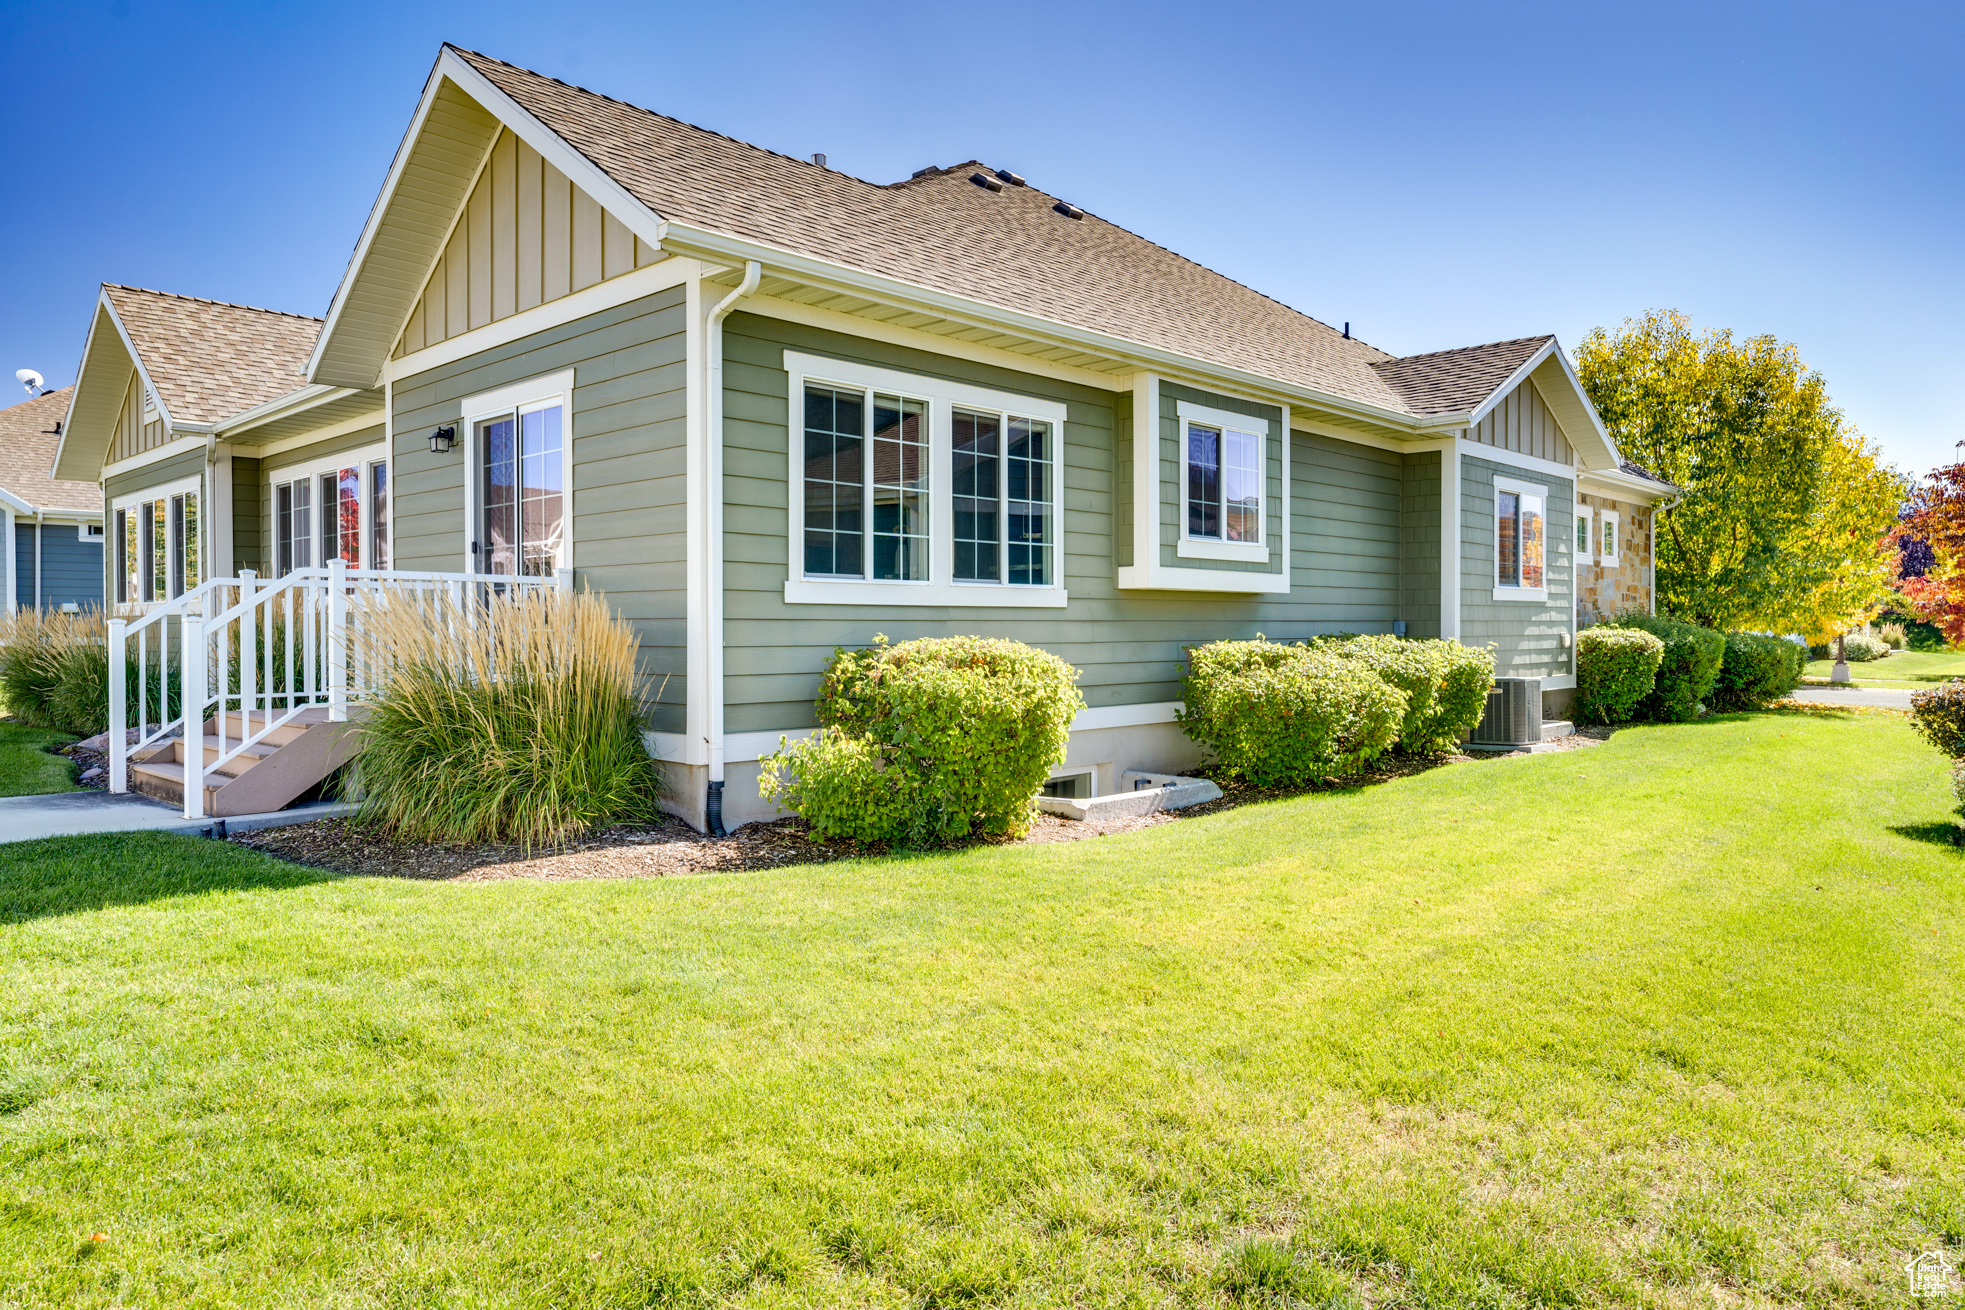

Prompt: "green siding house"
[55,44,1672,831]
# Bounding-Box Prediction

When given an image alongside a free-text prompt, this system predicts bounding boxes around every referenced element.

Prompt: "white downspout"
[33,511,43,612]
[2,507,13,615]
[702,259,761,835]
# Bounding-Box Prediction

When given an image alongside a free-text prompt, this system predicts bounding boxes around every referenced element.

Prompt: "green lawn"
[3,712,1962,1308]
[1806,647,1965,688]
[0,721,79,796]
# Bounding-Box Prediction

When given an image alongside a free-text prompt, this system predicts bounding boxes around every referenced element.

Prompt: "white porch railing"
[107,560,564,818]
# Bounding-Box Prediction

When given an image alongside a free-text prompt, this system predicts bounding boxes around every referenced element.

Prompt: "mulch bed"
[228,729,1611,883]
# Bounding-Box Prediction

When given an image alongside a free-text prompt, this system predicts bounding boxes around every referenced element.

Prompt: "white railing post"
[107,617,127,794]
[239,570,257,736]
[181,602,206,820]
[328,558,349,722]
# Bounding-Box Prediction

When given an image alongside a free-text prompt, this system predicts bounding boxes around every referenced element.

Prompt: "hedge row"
[1575,617,1801,723]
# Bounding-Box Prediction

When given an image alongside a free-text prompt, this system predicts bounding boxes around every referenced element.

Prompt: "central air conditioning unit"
[1471,677,1543,748]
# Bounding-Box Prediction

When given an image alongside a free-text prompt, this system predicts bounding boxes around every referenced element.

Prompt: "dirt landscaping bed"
[228,730,1612,883]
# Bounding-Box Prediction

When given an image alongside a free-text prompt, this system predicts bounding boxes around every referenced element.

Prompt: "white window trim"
[1598,506,1621,565]
[1575,507,1593,562]
[1043,765,1098,799]
[458,368,575,576]
[111,475,204,604]
[782,350,1068,608]
[266,441,389,573]
[79,522,105,541]
[1492,473,1549,602]
[1175,399,1269,563]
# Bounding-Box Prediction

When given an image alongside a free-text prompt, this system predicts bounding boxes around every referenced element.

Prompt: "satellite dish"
[15,369,45,397]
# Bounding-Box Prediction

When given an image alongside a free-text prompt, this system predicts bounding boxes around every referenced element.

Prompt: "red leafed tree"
[1896,463,1965,642]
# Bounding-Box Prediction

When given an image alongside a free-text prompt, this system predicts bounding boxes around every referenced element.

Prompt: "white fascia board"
[1462,339,1557,433]
[0,485,37,517]
[215,384,360,438]
[657,222,1435,437]
[97,293,176,433]
[1578,467,1682,500]
[1531,347,1621,471]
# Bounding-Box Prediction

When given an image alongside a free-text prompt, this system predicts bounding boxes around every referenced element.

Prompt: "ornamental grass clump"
[760,636,1082,846]
[1602,614,1724,722]
[1178,639,1405,788]
[1710,631,1805,712]
[1574,626,1665,724]
[1310,634,1495,754]
[0,608,114,736]
[352,588,657,847]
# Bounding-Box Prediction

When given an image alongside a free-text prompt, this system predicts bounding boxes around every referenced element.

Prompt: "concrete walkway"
[1785,686,1916,709]
[0,791,355,844]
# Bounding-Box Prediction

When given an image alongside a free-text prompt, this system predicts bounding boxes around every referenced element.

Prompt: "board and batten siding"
[1468,377,1573,466]
[106,372,172,465]
[393,127,664,359]
[720,312,1411,736]
[1459,451,1574,682]
[390,285,688,731]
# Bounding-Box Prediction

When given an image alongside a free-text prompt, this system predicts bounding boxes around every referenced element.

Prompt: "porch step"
[126,707,364,817]
[210,706,335,749]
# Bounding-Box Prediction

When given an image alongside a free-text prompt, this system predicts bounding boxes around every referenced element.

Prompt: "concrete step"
[1541,719,1574,741]
[128,758,229,810]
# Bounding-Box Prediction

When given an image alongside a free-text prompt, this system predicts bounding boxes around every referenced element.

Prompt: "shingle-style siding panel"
[390,286,688,732]
[1469,378,1573,465]
[1155,382,1286,575]
[1400,450,1442,639]
[15,524,103,610]
[1459,452,1574,682]
[394,127,662,359]
[720,313,1411,735]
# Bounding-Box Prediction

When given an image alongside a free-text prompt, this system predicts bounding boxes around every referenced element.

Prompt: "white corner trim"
[782,578,1069,608]
[384,260,692,383]
[1490,585,1549,603]
[1458,437,1576,481]
[458,368,577,423]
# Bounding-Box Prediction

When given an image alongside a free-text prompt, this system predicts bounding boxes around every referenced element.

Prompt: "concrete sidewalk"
[0,790,355,843]
[1785,686,1916,709]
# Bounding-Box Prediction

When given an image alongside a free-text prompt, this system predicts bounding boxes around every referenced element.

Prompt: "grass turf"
[0,721,79,796]
[1806,648,1965,688]
[2,711,1962,1307]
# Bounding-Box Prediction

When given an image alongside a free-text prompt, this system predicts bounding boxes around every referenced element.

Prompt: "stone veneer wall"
[1577,493,1654,621]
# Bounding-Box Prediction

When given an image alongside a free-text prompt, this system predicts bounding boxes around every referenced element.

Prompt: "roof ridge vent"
[911,166,939,178]
[969,172,1003,192]
[1052,201,1084,220]
[994,168,1026,187]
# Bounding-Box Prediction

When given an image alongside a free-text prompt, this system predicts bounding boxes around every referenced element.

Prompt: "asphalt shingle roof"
[0,388,103,513]
[1368,336,1553,417]
[104,286,320,426]
[454,47,1481,417]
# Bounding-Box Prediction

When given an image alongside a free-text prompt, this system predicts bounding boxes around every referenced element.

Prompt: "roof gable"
[104,286,318,425]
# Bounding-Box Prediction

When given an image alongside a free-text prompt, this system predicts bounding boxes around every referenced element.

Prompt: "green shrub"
[761,636,1082,845]
[1602,615,1724,721]
[1840,633,1888,662]
[1710,632,1804,712]
[1178,640,1405,787]
[353,589,658,847]
[1310,634,1494,753]
[1951,759,1965,819]
[1909,681,1965,758]
[1574,626,1664,724]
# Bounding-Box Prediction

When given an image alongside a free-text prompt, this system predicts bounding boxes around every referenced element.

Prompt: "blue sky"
[2,0,1957,472]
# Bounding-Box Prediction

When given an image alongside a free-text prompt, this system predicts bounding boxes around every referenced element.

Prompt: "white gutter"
[702,259,761,833]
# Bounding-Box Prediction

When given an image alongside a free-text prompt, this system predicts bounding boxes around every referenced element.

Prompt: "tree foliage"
[1893,468,1965,644]
[1575,310,1903,638]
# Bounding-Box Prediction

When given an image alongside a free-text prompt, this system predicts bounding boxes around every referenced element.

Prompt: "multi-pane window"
[1496,482,1546,591]
[478,402,564,577]
[1576,510,1591,557]
[804,384,933,582]
[273,459,386,576]
[1185,421,1263,543]
[275,477,313,575]
[113,488,198,603]
[320,467,361,567]
[1005,416,1053,585]
[951,408,997,582]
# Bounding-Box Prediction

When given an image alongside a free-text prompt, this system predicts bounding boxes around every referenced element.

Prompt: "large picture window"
[785,350,1066,607]
[1494,475,1547,599]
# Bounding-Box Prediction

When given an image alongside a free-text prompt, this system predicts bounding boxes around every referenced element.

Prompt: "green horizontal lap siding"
[389,286,689,731]
[231,456,261,575]
[720,314,1412,736]
[105,450,205,500]
[1400,451,1442,639]
[1459,453,1574,682]
[1157,382,1284,575]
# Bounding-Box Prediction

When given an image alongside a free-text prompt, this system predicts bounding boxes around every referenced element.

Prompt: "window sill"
[783,578,1069,608]
[1490,586,1549,603]
[1176,536,1269,563]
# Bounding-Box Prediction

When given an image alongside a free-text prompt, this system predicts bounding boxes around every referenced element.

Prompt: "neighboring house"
[0,386,106,612]
[55,44,1657,830]
[1575,461,1682,624]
